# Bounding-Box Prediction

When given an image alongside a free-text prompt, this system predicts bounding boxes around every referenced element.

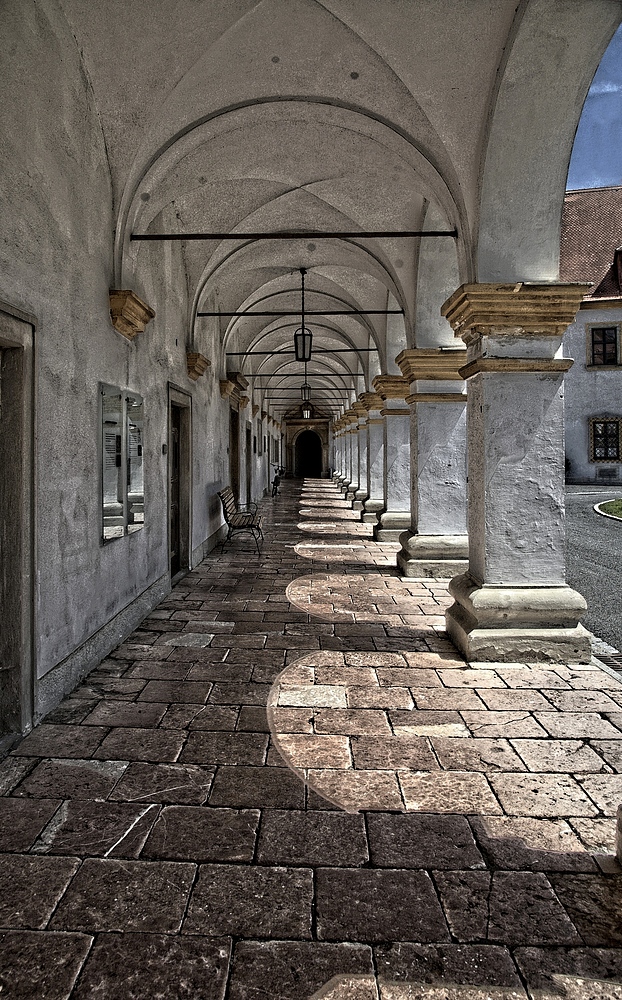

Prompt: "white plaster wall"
[564,309,622,483]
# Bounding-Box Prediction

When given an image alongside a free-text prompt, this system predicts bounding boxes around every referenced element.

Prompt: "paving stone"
[236,706,271,732]
[0,797,61,851]
[137,679,213,704]
[389,710,468,737]
[179,731,268,765]
[269,707,315,733]
[577,774,622,815]
[345,686,414,709]
[187,662,253,681]
[470,816,596,871]
[257,810,369,866]
[108,762,214,804]
[31,800,159,858]
[490,773,599,817]
[278,685,347,708]
[142,805,259,861]
[410,688,485,710]
[208,683,273,705]
[570,817,617,854]
[511,739,608,772]
[533,713,622,739]
[81,700,168,728]
[549,873,622,945]
[494,668,570,689]
[315,666,379,686]
[161,632,216,648]
[184,864,313,938]
[13,758,127,800]
[71,932,231,1000]
[398,771,502,814]
[374,943,522,988]
[93,727,186,762]
[460,711,548,738]
[43,698,101,725]
[350,734,439,770]
[226,941,373,1000]
[275,733,352,768]
[544,690,622,713]
[125,661,190,679]
[367,813,484,869]
[313,709,391,735]
[0,756,36,795]
[476,689,555,711]
[49,857,195,933]
[185,705,239,729]
[159,703,213,728]
[12,725,109,758]
[0,854,80,928]
[307,769,404,811]
[74,675,149,696]
[514,946,622,994]
[0,930,92,1000]
[431,737,526,772]
[435,871,581,945]
[316,868,449,942]
[437,670,506,688]
[590,740,622,772]
[377,669,443,689]
[208,765,306,808]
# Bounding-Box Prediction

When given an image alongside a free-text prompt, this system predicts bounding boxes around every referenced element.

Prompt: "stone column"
[333,419,345,482]
[372,375,411,542]
[344,411,358,499]
[360,392,385,525]
[442,282,591,664]
[352,401,369,510]
[395,349,469,578]
[338,415,352,494]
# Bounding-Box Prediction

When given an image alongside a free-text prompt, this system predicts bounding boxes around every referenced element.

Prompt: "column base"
[352,488,368,511]
[373,510,411,542]
[361,498,384,524]
[445,572,591,664]
[397,532,468,579]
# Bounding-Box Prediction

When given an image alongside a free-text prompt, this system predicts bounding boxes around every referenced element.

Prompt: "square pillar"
[345,409,361,503]
[372,375,411,542]
[351,400,369,510]
[360,392,385,524]
[395,349,469,578]
[442,282,591,663]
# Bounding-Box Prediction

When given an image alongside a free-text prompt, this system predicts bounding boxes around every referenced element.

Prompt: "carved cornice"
[352,401,367,418]
[252,404,260,417]
[239,395,250,409]
[459,357,574,379]
[261,410,268,421]
[442,283,591,344]
[186,352,211,381]
[372,374,410,400]
[109,289,155,341]
[396,348,466,381]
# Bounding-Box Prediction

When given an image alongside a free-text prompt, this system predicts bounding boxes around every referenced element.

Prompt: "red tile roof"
[561,186,622,298]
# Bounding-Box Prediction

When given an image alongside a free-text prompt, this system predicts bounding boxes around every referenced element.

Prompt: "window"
[101,384,145,540]
[590,418,621,462]
[590,326,619,366]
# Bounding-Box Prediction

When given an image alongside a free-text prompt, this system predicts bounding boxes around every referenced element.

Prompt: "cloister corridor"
[1,479,622,999]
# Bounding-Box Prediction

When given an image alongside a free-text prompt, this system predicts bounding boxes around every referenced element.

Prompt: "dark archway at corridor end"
[295,430,323,478]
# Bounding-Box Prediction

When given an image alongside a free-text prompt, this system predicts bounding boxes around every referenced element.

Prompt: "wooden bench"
[217,487,263,555]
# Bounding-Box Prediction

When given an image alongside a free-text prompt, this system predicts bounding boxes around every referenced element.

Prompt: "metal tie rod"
[201,309,402,317]
[131,230,457,241]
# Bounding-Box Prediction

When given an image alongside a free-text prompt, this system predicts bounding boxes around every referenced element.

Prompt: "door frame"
[168,385,192,582]
[0,301,36,736]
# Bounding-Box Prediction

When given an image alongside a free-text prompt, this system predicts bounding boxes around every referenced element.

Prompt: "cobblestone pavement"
[1,479,622,999]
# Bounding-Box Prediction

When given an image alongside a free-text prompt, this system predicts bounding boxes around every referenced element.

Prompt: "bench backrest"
[218,487,238,522]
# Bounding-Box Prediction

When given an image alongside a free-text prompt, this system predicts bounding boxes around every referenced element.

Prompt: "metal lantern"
[301,403,312,419]
[294,326,313,362]
[300,381,311,401]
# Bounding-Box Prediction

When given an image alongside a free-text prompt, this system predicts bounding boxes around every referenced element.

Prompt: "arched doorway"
[295,430,323,477]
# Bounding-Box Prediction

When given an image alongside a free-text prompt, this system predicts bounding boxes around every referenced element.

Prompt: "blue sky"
[567,22,622,190]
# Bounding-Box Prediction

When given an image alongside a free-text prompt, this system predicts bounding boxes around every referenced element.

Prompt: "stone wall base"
[445,572,591,663]
[397,532,468,578]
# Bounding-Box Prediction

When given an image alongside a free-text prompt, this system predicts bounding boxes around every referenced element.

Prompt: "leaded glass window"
[591,419,620,461]
[591,327,618,366]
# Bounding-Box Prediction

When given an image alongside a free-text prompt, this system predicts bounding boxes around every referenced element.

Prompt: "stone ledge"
[109,289,155,341]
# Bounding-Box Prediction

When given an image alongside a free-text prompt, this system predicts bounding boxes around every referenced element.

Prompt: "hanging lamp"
[293,267,313,362]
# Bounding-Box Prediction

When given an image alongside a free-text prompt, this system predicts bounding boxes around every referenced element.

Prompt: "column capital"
[358,392,384,412]
[352,401,367,419]
[442,282,590,345]
[372,374,409,400]
[395,348,466,381]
